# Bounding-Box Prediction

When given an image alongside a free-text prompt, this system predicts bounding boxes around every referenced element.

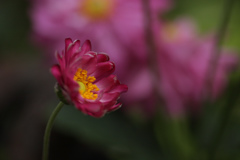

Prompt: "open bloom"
[156,19,238,116]
[123,18,238,117]
[50,38,128,117]
[30,0,171,77]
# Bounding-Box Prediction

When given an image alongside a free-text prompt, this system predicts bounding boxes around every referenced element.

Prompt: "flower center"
[79,0,115,20]
[161,24,179,42]
[73,68,99,100]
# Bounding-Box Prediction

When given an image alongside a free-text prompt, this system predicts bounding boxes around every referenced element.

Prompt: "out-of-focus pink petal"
[154,18,239,117]
[123,68,152,102]
[31,0,171,79]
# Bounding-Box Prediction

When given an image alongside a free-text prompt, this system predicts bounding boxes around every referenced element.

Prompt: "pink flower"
[51,38,128,118]
[30,0,171,77]
[156,19,238,116]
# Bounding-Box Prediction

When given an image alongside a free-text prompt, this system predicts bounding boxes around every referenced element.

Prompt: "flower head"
[30,0,171,77]
[156,19,238,116]
[51,38,128,117]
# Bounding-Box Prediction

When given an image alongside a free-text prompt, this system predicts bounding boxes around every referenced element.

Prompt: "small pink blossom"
[156,19,238,116]
[51,38,128,117]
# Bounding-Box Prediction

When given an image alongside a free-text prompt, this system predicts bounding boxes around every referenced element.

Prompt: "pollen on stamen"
[74,68,99,100]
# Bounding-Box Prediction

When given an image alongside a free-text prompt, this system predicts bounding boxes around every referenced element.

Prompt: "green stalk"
[205,0,235,98]
[42,101,64,160]
[141,0,161,96]
[206,0,235,159]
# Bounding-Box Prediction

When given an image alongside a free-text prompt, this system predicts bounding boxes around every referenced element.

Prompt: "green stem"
[207,0,235,159]
[42,101,64,160]
[205,0,235,98]
[141,0,162,104]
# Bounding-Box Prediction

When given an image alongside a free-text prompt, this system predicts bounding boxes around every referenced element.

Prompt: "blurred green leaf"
[154,114,201,160]
[0,0,35,54]
[53,107,164,160]
[165,0,240,51]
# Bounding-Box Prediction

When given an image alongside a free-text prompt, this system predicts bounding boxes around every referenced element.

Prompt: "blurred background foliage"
[0,0,240,160]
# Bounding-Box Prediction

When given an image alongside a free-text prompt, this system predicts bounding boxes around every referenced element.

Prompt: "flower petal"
[91,62,115,80]
[107,103,122,112]
[81,40,92,54]
[50,64,63,85]
[90,111,106,118]
[97,53,109,62]
[72,52,98,74]
[76,102,106,118]
[95,75,117,92]
[95,75,128,93]
[109,84,128,94]
[66,40,81,64]
[56,51,65,69]
[100,92,120,103]
[65,38,73,51]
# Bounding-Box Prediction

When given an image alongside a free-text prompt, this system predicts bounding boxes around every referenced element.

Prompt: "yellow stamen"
[74,68,99,100]
[79,0,115,20]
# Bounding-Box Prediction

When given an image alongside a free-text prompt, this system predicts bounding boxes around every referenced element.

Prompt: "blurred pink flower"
[123,18,238,117]
[51,38,128,117]
[156,19,238,116]
[30,0,171,77]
